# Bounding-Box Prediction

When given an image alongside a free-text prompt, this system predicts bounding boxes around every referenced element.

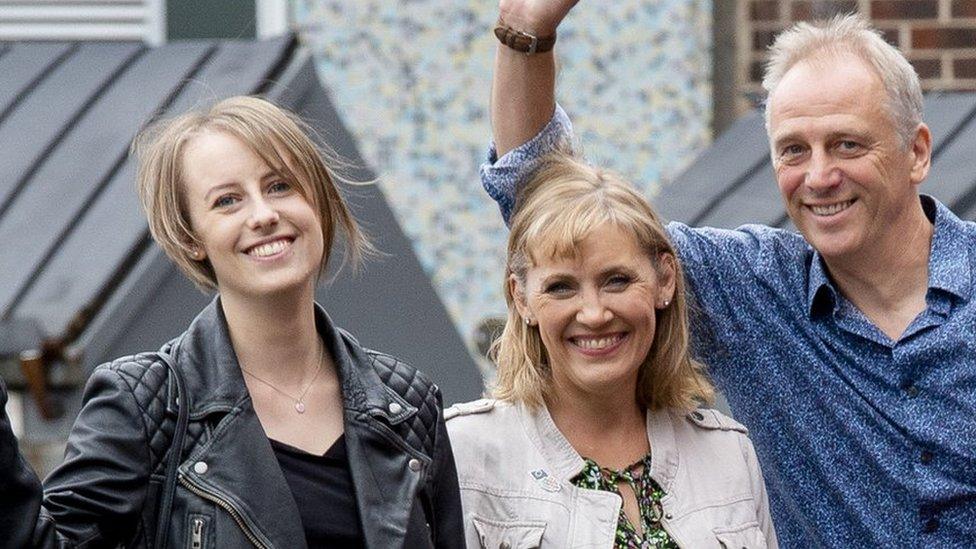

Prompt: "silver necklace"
[241,344,325,414]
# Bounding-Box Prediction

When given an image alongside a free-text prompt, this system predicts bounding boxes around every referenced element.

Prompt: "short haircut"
[492,151,714,411]
[763,14,923,147]
[132,96,369,290]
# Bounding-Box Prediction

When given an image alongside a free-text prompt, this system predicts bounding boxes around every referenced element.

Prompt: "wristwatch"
[493,21,556,55]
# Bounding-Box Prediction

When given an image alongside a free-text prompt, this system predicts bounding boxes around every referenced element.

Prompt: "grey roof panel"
[0,42,73,118]
[16,39,296,335]
[659,111,769,224]
[0,42,142,218]
[0,42,212,315]
[924,93,976,150]
[696,165,780,228]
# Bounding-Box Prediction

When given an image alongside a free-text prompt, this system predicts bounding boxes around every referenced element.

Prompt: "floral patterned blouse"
[572,453,678,549]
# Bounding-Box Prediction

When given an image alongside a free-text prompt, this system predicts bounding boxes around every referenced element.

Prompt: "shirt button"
[193,461,208,474]
[408,458,422,472]
[920,450,934,464]
[905,384,919,398]
[499,542,511,549]
[388,402,403,415]
[922,517,939,533]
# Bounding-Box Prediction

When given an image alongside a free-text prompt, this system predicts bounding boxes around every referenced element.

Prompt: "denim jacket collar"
[520,402,680,492]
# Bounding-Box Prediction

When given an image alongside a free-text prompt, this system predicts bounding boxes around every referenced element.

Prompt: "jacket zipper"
[179,474,268,549]
[190,518,204,549]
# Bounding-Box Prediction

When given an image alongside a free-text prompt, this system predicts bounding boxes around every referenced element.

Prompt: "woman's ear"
[185,240,206,261]
[509,273,533,325]
[655,253,677,309]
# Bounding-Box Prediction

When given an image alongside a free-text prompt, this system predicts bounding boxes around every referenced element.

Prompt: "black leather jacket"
[0,299,465,548]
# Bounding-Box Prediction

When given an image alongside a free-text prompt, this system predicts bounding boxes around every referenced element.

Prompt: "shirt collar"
[807,194,972,318]
[925,195,972,301]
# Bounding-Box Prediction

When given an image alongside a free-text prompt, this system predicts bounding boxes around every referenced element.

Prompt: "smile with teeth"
[571,333,625,350]
[246,238,291,257]
[809,199,855,216]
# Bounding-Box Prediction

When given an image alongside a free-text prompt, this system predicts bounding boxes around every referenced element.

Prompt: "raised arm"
[491,1,576,156]
[483,1,579,224]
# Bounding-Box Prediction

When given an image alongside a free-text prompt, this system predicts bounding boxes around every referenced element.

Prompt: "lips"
[244,237,293,257]
[808,199,855,216]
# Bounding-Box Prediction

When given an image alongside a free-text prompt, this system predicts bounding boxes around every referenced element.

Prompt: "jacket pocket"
[713,522,767,549]
[186,513,212,549]
[472,515,546,549]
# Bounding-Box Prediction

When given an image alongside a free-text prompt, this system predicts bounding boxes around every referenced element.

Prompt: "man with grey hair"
[481,1,975,546]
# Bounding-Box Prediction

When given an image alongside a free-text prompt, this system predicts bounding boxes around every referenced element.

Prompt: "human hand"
[498,0,579,37]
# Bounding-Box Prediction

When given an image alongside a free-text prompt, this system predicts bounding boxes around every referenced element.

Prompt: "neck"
[219,281,326,381]
[545,381,648,469]
[822,204,933,339]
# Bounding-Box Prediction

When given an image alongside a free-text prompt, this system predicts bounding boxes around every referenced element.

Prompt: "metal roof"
[0,35,482,409]
[660,93,976,228]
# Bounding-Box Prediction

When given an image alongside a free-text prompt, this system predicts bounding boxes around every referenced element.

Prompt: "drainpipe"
[0,318,62,420]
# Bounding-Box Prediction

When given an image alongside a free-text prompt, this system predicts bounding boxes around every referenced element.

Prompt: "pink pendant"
[295,402,306,414]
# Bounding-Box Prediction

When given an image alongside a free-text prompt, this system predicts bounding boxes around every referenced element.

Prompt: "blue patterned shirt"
[480,105,976,548]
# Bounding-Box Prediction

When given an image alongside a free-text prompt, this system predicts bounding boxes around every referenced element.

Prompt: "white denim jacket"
[446,399,777,549]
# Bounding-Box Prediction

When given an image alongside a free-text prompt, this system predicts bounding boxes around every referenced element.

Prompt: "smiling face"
[512,223,675,402]
[181,129,325,301]
[768,53,930,262]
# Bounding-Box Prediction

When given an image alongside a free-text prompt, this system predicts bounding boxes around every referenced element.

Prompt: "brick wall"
[740,0,976,110]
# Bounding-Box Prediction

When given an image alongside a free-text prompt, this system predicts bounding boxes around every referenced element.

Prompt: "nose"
[805,149,842,192]
[246,196,280,229]
[575,289,613,326]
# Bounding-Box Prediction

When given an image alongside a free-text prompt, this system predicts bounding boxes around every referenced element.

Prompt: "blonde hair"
[763,14,923,147]
[133,96,369,290]
[492,152,714,411]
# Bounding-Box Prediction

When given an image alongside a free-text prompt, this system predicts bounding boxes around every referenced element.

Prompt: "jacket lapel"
[180,405,307,549]
[322,309,427,548]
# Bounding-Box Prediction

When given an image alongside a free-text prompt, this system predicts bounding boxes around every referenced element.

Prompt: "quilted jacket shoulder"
[364,349,441,459]
[96,354,176,475]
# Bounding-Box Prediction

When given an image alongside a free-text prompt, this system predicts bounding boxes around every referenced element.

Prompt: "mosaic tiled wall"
[292,0,713,352]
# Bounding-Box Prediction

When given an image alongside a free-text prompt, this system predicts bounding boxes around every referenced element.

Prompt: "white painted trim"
[0,5,144,21]
[6,391,23,439]
[256,0,287,39]
[144,0,163,45]
[0,21,146,40]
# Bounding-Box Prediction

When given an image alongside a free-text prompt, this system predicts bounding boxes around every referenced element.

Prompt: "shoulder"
[668,407,753,456]
[683,408,749,434]
[445,399,520,449]
[362,347,438,406]
[444,397,499,422]
[90,352,174,409]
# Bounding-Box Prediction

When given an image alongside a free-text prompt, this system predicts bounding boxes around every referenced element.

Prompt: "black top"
[270,435,366,548]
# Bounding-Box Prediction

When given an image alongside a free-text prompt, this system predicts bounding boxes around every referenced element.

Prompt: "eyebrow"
[204,182,239,203]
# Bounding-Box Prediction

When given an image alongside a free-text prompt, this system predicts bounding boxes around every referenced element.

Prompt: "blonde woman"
[447,153,776,548]
[0,96,463,548]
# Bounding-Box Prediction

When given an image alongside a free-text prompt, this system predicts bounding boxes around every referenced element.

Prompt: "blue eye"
[268,180,291,193]
[605,274,632,290]
[212,195,238,208]
[544,281,573,295]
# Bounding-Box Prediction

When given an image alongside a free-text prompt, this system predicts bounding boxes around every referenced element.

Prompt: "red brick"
[871,1,938,19]
[879,27,901,47]
[952,0,976,17]
[913,27,976,49]
[751,1,780,21]
[954,57,976,78]
[910,58,941,78]
[792,1,860,21]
